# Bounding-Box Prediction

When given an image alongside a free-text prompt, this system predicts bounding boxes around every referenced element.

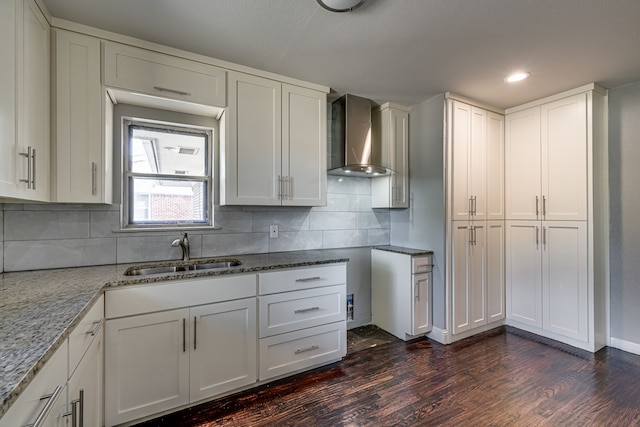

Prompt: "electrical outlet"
[270,224,279,238]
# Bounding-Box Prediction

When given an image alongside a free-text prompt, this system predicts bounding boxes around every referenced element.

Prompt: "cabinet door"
[52,30,111,203]
[68,330,104,427]
[450,101,472,221]
[412,272,431,335]
[486,112,505,220]
[505,107,541,220]
[469,107,487,220]
[103,41,226,108]
[506,221,542,327]
[486,221,505,322]
[0,0,17,198]
[223,72,282,205]
[542,221,588,341]
[16,0,50,201]
[282,84,326,206]
[105,309,190,427]
[390,108,409,208]
[541,93,588,221]
[189,299,257,402]
[451,223,471,334]
[469,223,487,328]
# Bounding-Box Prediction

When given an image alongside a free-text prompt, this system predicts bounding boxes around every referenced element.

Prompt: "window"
[122,118,213,228]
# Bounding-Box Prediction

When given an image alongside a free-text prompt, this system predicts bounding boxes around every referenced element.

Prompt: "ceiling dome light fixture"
[317,0,366,12]
[505,72,531,83]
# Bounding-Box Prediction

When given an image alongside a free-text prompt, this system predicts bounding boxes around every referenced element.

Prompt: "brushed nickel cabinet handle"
[153,86,191,96]
[32,148,37,190]
[536,226,539,248]
[182,318,186,353]
[543,196,547,218]
[295,276,321,283]
[294,307,320,314]
[193,316,197,351]
[91,162,97,196]
[294,345,319,355]
[543,226,547,248]
[26,385,63,427]
[535,196,539,217]
[469,197,473,215]
[19,146,33,189]
[85,318,104,336]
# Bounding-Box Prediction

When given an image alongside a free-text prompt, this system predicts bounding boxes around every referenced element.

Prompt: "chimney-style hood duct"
[327,94,392,177]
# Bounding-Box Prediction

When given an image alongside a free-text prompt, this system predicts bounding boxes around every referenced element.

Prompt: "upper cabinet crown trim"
[445,92,505,115]
[50,17,330,94]
[505,83,607,114]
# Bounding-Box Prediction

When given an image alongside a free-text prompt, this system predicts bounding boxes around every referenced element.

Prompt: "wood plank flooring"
[135,327,640,426]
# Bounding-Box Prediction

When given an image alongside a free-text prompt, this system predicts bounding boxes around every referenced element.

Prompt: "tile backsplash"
[1,176,390,272]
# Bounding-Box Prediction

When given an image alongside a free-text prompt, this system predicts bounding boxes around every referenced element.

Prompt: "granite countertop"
[0,250,349,418]
[373,245,434,257]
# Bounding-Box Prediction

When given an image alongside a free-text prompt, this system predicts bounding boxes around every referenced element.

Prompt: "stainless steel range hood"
[327,94,392,177]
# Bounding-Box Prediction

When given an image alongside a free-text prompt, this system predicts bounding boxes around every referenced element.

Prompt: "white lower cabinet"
[506,220,588,343]
[451,220,505,336]
[258,264,347,381]
[189,299,257,402]
[68,327,104,427]
[371,250,433,341]
[105,299,256,426]
[105,309,190,426]
[0,345,68,427]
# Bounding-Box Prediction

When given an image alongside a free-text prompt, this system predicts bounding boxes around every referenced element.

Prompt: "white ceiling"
[41,0,640,109]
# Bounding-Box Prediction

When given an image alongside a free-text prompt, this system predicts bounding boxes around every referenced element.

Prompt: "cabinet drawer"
[413,255,433,274]
[105,274,256,318]
[259,285,345,338]
[259,322,346,380]
[103,41,226,108]
[69,294,104,378]
[259,264,346,295]
[0,344,67,427]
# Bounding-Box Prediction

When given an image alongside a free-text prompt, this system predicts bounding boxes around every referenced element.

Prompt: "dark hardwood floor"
[135,327,640,426]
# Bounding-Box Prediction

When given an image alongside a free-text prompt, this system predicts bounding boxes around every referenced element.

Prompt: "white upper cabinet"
[541,93,588,221]
[282,84,327,206]
[222,72,282,205]
[372,103,410,209]
[222,71,327,206]
[0,0,50,201]
[103,41,226,108]
[506,92,587,221]
[51,29,113,203]
[450,100,504,221]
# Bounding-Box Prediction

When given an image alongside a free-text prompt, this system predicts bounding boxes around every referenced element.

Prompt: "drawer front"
[259,264,346,295]
[0,344,68,427]
[105,274,257,319]
[259,322,346,381]
[412,255,433,274]
[259,285,346,338]
[103,41,226,107]
[69,294,105,378]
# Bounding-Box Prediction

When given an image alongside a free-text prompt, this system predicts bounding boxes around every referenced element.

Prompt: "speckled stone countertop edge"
[372,245,434,256]
[0,252,350,419]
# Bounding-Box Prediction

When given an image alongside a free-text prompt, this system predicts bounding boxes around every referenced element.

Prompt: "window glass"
[123,120,212,228]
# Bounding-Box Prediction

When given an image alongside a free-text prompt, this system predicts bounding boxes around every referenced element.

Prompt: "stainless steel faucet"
[171,233,190,262]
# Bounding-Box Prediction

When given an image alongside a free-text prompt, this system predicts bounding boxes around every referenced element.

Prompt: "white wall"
[608,81,640,349]
[390,94,446,329]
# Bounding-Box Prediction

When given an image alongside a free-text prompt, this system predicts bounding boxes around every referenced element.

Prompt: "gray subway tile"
[368,229,391,246]
[268,231,323,252]
[3,238,116,271]
[252,211,310,232]
[309,212,357,230]
[116,234,203,263]
[90,211,120,238]
[322,230,368,249]
[357,211,390,230]
[214,211,253,232]
[202,233,269,257]
[4,211,90,241]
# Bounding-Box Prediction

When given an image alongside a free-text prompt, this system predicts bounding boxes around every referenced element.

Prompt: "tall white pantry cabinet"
[504,84,608,352]
[446,97,506,339]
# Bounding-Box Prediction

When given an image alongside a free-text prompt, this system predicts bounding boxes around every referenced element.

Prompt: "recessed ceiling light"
[317,0,366,12]
[505,72,530,83]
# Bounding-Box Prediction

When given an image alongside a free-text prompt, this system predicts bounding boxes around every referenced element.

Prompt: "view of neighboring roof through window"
[123,119,213,228]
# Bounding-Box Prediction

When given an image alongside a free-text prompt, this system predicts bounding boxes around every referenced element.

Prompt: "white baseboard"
[610,337,640,356]
[426,327,449,344]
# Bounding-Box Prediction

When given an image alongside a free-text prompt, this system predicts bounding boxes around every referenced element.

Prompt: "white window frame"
[122,118,214,229]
